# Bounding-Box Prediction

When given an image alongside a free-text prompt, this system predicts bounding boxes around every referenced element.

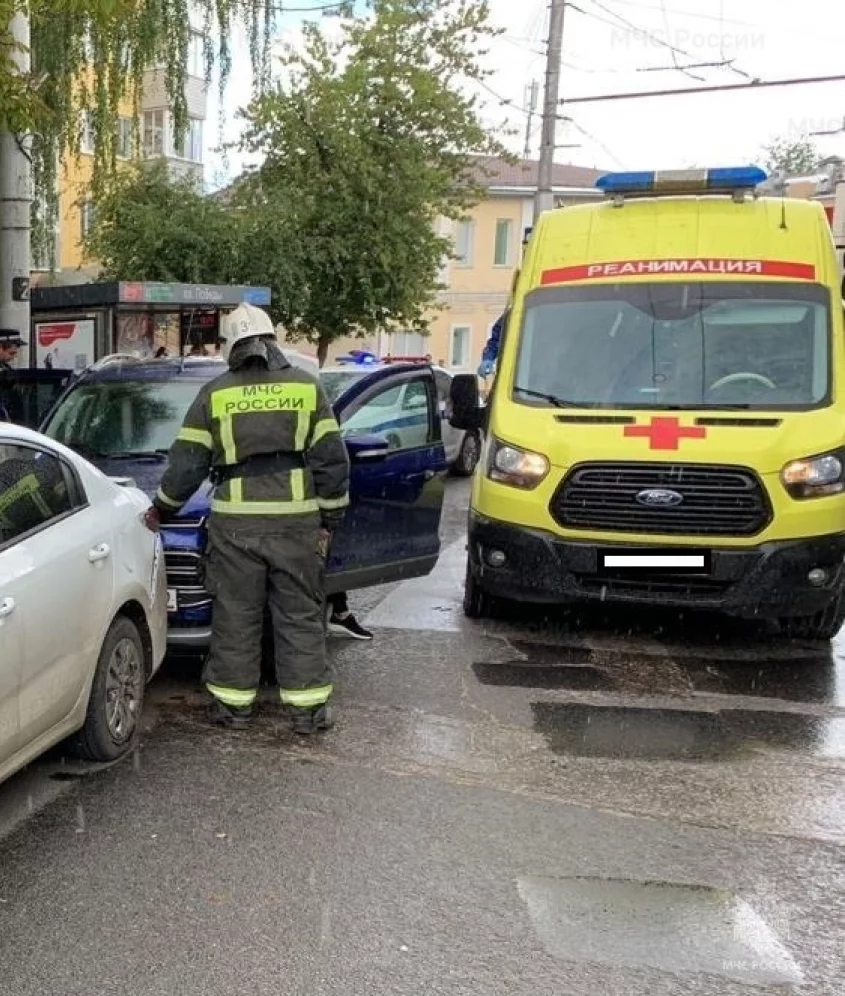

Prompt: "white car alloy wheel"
[74,616,147,762]
[106,635,145,743]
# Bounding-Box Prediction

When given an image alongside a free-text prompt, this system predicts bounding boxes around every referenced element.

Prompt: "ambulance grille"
[553,462,772,537]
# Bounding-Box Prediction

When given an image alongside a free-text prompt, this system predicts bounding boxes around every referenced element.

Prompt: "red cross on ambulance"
[623,417,707,451]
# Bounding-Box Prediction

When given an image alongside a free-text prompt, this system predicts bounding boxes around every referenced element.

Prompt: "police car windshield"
[320,369,369,404]
[43,379,206,457]
[513,281,831,411]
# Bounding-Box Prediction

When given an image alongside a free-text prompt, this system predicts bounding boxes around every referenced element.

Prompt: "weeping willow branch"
[1,0,278,268]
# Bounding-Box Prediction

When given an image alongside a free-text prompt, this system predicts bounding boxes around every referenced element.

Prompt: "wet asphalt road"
[1,479,844,994]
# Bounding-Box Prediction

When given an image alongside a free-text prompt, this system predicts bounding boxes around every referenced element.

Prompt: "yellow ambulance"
[450,167,845,639]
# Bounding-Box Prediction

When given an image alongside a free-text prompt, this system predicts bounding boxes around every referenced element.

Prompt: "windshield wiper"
[659,403,754,411]
[103,450,169,460]
[67,444,168,460]
[66,442,111,459]
[513,386,581,408]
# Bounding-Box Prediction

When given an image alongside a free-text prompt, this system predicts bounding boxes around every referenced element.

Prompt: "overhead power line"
[570,0,753,82]
[561,116,626,168]
[569,0,700,69]
[561,73,845,104]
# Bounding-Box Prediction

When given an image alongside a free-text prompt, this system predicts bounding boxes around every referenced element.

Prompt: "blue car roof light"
[336,350,379,366]
[596,166,767,197]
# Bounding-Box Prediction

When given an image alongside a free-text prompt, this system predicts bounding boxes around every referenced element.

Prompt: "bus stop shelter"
[29,281,272,370]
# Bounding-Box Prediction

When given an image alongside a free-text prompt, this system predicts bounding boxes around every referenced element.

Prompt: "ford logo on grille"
[635,488,684,507]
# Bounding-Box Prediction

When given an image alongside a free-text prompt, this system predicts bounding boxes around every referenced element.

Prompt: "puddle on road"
[684,654,843,707]
[517,875,803,987]
[532,702,845,761]
[473,660,616,692]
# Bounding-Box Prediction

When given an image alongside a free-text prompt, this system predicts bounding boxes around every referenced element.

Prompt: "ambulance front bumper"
[467,513,845,620]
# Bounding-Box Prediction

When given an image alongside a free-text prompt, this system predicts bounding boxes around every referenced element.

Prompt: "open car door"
[325,366,447,594]
[2,369,75,430]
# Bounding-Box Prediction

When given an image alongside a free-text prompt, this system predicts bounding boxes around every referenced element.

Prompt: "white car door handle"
[88,543,111,564]
[0,597,15,618]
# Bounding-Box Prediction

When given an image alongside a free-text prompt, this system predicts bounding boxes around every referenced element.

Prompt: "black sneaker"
[285,703,335,735]
[328,613,373,640]
[207,699,254,730]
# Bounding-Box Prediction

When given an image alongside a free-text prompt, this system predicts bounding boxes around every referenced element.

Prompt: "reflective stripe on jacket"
[154,349,350,525]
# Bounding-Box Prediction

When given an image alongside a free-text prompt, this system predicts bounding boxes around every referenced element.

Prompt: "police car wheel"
[73,615,147,762]
[780,591,845,641]
[453,431,480,477]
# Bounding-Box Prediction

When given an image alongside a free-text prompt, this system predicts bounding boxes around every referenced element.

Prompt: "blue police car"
[33,354,449,648]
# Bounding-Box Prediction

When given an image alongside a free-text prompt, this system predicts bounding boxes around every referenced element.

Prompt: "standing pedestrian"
[145,303,350,734]
[0,329,26,423]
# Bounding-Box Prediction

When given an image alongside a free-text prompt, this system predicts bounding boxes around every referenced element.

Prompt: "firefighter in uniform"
[146,303,350,734]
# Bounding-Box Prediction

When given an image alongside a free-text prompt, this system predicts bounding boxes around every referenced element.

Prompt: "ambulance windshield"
[513,281,831,410]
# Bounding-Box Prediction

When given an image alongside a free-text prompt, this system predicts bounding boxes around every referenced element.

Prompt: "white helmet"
[218,303,275,361]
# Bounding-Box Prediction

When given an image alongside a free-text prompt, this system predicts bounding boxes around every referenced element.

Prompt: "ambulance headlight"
[781,450,845,498]
[488,439,549,490]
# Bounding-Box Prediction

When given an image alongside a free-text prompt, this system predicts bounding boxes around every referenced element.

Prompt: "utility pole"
[0,7,32,357]
[523,80,539,158]
[534,0,565,221]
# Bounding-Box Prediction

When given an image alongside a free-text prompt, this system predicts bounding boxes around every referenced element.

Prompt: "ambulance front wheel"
[780,590,845,641]
[463,562,499,619]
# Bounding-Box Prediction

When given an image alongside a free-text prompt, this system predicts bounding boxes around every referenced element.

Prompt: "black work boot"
[285,703,334,736]
[207,698,254,730]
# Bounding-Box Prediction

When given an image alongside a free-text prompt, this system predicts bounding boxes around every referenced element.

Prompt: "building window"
[81,200,97,240]
[188,31,204,78]
[115,117,133,159]
[171,117,203,162]
[32,190,56,272]
[450,326,471,369]
[142,109,165,157]
[390,330,427,356]
[80,111,95,154]
[494,218,513,266]
[454,220,474,266]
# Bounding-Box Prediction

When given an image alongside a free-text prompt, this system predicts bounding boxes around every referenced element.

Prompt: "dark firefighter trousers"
[201,514,333,711]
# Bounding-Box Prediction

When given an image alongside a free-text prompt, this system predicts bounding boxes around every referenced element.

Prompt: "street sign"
[12,277,29,301]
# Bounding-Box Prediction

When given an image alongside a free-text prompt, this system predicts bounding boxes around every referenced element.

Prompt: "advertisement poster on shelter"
[35,319,95,371]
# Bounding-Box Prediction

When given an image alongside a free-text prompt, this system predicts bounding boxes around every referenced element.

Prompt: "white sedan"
[0,424,167,785]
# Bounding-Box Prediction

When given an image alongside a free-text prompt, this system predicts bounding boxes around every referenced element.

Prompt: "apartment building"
[326,156,605,369]
[33,30,208,285]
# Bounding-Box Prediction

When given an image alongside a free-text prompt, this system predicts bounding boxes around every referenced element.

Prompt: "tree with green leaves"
[84,160,247,284]
[86,158,307,315]
[236,0,509,363]
[761,136,823,176]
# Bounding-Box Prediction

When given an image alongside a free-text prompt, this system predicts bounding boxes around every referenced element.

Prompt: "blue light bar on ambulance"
[596,166,768,196]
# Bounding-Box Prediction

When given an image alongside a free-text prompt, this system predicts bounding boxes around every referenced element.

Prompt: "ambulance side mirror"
[449,374,486,432]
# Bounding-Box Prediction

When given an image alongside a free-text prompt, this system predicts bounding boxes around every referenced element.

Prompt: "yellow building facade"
[325,157,604,370]
[34,32,208,285]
